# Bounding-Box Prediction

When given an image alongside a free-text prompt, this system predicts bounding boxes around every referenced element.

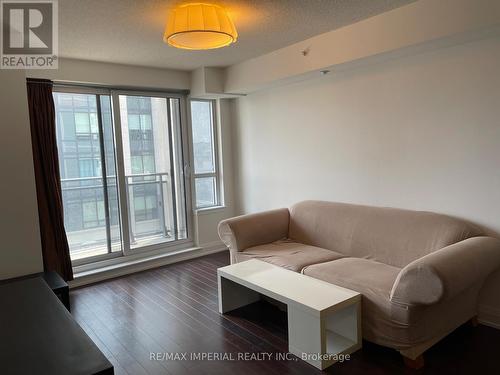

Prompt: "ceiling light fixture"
[164,3,238,50]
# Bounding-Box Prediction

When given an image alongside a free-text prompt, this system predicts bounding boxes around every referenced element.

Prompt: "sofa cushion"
[235,239,345,272]
[289,200,482,267]
[303,257,401,300]
[303,258,404,345]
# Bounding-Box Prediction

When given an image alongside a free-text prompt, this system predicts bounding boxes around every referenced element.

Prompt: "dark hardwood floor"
[71,251,500,375]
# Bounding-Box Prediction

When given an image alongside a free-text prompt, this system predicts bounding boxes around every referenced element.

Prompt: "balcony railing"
[61,172,174,260]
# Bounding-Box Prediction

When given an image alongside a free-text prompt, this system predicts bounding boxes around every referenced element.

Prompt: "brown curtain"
[27,79,73,281]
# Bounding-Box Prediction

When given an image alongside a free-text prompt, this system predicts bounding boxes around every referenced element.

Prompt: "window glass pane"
[73,94,88,108]
[60,112,75,140]
[134,196,145,210]
[131,155,143,174]
[93,158,102,177]
[140,114,152,130]
[54,92,121,261]
[97,200,105,221]
[79,159,93,177]
[195,177,216,208]
[61,140,76,154]
[128,114,140,130]
[89,112,99,133]
[145,195,156,210]
[78,139,91,154]
[139,97,151,111]
[57,93,73,107]
[127,97,140,112]
[190,101,215,174]
[75,113,90,133]
[83,201,97,225]
[143,154,155,174]
[119,95,175,248]
[64,158,79,178]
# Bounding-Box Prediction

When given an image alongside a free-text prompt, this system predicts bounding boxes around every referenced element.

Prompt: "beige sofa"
[218,200,500,363]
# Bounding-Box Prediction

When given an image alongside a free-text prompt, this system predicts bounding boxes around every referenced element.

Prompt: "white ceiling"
[59,0,417,71]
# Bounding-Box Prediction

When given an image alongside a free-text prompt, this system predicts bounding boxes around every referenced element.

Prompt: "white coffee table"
[217,259,362,370]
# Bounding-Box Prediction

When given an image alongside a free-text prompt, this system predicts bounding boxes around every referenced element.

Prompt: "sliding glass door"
[114,94,187,250]
[54,88,190,265]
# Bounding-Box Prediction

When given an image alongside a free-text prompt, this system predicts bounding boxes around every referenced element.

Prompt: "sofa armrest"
[218,208,290,259]
[390,236,500,306]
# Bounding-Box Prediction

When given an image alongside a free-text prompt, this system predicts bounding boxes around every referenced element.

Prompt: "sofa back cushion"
[289,201,482,267]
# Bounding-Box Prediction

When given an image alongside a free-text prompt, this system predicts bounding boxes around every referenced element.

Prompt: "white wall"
[27,58,190,90]
[225,0,500,93]
[0,70,43,280]
[231,35,500,325]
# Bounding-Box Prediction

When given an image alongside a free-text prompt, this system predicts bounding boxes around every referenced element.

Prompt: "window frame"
[188,98,222,210]
[53,85,194,267]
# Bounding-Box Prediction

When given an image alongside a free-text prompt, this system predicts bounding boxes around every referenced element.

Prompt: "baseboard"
[478,304,500,329]
[70,244,228,289]
[199,240,227,252]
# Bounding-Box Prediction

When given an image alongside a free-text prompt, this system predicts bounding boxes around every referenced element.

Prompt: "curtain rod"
[26,78,53,84]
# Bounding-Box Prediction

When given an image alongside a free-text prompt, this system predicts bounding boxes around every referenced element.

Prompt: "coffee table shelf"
[326,331,357,356]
